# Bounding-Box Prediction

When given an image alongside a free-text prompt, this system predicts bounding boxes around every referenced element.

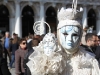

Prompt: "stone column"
[82,5,88,29]
[9,16,15,37]
[34,15,39,22]
[15,1,22,37]
[96,10,100,35]
[39,2,46,35]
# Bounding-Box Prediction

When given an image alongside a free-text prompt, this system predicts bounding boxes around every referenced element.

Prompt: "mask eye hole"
[63,33,68,36]
[73,34,78,36]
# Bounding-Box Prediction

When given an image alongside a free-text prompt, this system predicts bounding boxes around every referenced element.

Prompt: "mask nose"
[46,41,50,46]
[66,34,72,41]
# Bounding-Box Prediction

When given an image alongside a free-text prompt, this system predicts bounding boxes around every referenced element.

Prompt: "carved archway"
[0,5,9,35]
[22,5,34,37]
[88,8,96,30]
[21,2,38,18]
[46,6,57,33]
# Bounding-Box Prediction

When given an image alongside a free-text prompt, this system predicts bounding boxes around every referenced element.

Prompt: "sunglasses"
[22,42,26,45]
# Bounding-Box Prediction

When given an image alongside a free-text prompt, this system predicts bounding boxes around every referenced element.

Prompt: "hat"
[13,33,17,35]
[57,7,83,29]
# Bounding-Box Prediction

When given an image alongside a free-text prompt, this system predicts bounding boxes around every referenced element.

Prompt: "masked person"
[26,33,66,75]
[57,4,100,75]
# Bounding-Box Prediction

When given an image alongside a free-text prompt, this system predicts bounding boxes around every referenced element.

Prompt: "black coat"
[95,46,100,65]
[23,48,34,75]
[10,42,19,55]
[0,43,11,75]
[27,40,32,50]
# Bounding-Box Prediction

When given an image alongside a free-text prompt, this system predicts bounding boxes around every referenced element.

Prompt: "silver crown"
[57,7,83,21]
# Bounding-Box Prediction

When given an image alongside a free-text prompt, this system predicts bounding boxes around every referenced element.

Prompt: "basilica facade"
[0,0,100,37]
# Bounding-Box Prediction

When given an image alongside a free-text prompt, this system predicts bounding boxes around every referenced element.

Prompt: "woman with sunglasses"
[15,38,28,75]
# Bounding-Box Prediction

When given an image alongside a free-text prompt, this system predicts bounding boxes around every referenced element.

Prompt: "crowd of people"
[0,31,46,75]
[0,2,100,75]
[0,28,100,75]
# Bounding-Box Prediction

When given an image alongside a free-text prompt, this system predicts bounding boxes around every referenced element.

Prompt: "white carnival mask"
[42,33,57,56]
[58,25,82,54]
[57,6,83,54]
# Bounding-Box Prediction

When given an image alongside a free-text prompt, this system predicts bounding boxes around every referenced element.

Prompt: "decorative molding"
[52,3,56,7]
[33,2,40,14]
[40,1,45,5]
[28,1,33,6]
[44,2,52,9]
[93,5,97,9]
[14,0,20,4]
[34,2,40,8]
[82,4,87,7]
[20,1,25,8]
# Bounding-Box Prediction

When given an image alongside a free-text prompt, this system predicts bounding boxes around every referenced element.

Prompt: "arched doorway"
[88,9,96,31]
[46,6,57,33]
[0,5,9,35]
[22,5,34,37]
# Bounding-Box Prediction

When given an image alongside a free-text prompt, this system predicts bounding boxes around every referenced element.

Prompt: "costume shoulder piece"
[27,45,66,75]
[62,48,100,75]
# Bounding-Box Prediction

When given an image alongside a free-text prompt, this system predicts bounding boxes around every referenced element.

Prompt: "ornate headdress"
[57,0,83,29]
[33,21,51,35]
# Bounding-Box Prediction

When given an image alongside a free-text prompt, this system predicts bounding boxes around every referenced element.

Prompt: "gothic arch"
[6,3,14,17]
[88,8,96,30]
[45,3,56,13]
[21,2,38,17]
[0,3,14,17]
[0,4,9,34]
[45,6,57,33]
[87,6,98,14]
[22,5,34,37]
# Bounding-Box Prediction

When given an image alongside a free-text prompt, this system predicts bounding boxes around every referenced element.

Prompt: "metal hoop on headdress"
[33,21,51,35]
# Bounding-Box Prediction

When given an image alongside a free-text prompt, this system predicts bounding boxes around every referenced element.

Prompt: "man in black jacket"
[82,33,97,57]
[0,43,11,75]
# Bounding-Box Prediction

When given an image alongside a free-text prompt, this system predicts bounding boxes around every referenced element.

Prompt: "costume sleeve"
[15,50,21,74]
[92,59,100,75]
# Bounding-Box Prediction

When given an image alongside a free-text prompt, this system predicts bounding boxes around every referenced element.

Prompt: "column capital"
[93,5,97,9]
[52,3,56,7]
[83,4,87,7]
[14,0,20,4]
[28,1,33,6]
[40,1,45,5]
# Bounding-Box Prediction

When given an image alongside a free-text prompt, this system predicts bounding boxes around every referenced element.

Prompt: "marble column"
[82,5,88,29]
[40,2,46,35]
[9,16,15,37]
[96,10,100,35]
[15,2,22,37]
